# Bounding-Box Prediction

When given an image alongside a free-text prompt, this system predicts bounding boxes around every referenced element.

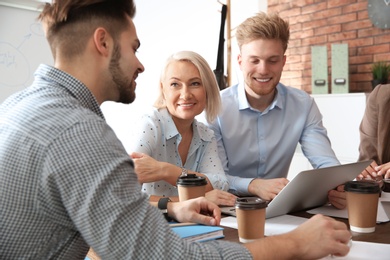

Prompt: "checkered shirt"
[0,64,252,259]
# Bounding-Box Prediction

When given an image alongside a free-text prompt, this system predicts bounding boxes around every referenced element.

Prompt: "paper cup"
[235,197,267,243]
[177,174,207,201]
[345,181,380,233]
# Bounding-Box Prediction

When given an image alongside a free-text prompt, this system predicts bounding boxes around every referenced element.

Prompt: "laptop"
[220,160,373,219]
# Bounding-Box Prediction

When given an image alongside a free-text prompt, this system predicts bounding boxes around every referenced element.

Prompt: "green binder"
[311,45,328,94]
[331,43,349,93]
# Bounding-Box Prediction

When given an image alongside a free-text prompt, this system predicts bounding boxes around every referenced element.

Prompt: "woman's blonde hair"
[154,51,221,123]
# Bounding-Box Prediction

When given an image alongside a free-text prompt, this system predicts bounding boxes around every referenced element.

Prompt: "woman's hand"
[130,152,165,183]
[205,189,237,206]
[375,162,390,179]
[358,161,381,180]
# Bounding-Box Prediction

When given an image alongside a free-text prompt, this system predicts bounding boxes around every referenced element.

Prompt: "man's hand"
[244,214,351,259]
[328,184,346,209]
[168,197,221,226]
[205,189,237,206]
[285,214,351,259]
[248,178,289,201]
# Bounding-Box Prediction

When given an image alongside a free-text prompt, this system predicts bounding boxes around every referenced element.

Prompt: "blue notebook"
[171,224,224,242]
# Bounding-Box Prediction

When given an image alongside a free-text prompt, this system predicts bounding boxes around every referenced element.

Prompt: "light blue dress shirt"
[128,107,229,197]
[203,82,340,196]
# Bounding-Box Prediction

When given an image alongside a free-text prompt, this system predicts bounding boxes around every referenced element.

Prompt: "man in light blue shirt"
[203,12,346,209]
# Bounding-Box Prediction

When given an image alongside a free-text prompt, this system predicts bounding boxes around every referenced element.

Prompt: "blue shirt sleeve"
[201,83,340,196]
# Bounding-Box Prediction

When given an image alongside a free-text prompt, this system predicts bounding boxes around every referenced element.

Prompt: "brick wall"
[268,0,390,93]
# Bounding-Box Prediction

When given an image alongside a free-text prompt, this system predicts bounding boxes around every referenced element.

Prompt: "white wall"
[0,0,264,150]
[287,93,367,179]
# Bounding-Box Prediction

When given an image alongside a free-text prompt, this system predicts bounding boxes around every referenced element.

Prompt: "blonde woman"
[129,51,236,206]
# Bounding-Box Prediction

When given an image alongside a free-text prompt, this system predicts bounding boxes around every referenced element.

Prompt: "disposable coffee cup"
[176,173,207,201]
[235,197,267,243]
[345,181,381,233]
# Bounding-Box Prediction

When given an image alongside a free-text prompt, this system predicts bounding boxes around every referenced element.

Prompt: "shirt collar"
[35,64,105,119]
[237,82,285,112]
[160,108,178,140]
[159,108,213,142]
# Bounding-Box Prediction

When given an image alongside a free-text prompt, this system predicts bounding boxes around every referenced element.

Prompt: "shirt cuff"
[227,175,255,196]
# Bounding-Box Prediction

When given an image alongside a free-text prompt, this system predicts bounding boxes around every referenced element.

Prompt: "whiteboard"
[0,4,53,103]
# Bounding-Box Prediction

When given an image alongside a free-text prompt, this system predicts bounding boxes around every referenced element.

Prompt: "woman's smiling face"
[161,60,206,124]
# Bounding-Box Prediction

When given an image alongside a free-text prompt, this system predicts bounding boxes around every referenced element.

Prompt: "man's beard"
[109,43,136,104]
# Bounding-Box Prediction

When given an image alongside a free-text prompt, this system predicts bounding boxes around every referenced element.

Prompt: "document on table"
[220,214,307,236]
[307,196,390,223]
[321,241,390,260]
[221,215,390,260]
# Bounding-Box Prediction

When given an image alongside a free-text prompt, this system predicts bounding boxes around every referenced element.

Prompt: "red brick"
[279,7,302,18]
[328,31,357,42]
[302,19,328,30]
[303,68,312,77]
[303,60,313,70]
[278,0,294,4]
[288,46,311,55]
[291,0,316,7]
[294,13,315,23]
[291,29,314,39]
[290,62,305,71]
[342,19,372,31]
[358,44,390,55]
[268,0,279,5]
[349,64,358,74]
[268,3,291,13]
[302,35,328,45]
[290,23,303,32]
[301,2,327,14]
[327,13,357,25]
[358,28,375,38]
[314,24,341,35]
[374,35,390,45]
[289,38,303,48]
[349,55,373,65]
[358,10,368,20]
[342,2,366,13]
[373,53,390,62]
[349,47,358,56]
[356,64,372,73]
[355,82,373,93]
[308,7,342,20]
[350,72,371,82]
[286,54,302,64]
[327,0,357,8]
[347,37,374,48]
[303,77,312,86]
[301,53,312,63]
[282,70,303,79]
